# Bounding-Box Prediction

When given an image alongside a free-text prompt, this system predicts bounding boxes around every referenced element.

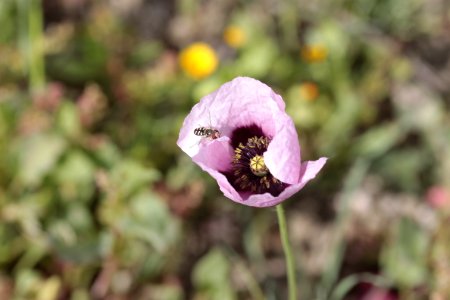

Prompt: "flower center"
[249,155,268,176]
[227,134,287,197]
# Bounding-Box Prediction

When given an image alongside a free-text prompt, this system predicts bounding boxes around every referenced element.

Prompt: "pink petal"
[264,115,301,184]
[233,157,327,207]
[426,186,450,209]
[191,138,244,202]
[176,89,221,157]
[216,77,285,137]
[299,157,328,185]
[177,77,288,157]
[362,288,397,300]
[192,137,233,172]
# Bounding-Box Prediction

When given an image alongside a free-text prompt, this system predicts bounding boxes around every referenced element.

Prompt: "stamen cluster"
[230,136,286,196]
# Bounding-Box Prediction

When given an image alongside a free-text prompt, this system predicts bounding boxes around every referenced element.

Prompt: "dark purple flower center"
[225,124,288,197]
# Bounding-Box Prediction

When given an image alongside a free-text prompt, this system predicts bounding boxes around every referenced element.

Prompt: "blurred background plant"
[1,0,450,299]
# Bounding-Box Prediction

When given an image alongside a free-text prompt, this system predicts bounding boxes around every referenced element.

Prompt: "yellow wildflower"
[301,44,327,62]
[223,26,246,48]
[299,82,319,101]
[179,42,218,79]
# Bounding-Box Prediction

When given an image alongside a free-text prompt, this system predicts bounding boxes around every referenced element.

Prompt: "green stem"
[19,0,45,92]
[276,203,297,300]
[29,0,45,91]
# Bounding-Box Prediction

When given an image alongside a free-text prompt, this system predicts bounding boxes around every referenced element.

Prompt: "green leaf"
[129,41,163,67]
[145,284,184,300]
[140,284,183,300]
[54,150,95,202]
[14,269,42,299]
[120,191,180,252]
[236,37,278,78]
[353,122,403,159]
[70,289,91,300]
[330,273,391,300]
[110,160,160,198]
[374,148,431,192]
[92,139,121,167]
[46,31,107,84]
[57,101,81,138]
[380,218,430,288]
[192,248,236,300]
[16,133,66,187]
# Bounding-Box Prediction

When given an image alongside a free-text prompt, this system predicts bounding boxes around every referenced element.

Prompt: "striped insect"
[193,110,220,141]
[193,126,220,140]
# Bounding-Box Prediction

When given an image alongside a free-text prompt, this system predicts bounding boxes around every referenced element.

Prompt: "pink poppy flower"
[177,77,327,207]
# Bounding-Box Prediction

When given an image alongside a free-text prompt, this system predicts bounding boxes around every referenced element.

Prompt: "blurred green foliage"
[0,0,450,299]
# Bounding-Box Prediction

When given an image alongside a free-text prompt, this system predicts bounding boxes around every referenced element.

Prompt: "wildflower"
[301,44,327,62]
[179,42,218,79]
[223,25,246,48]
[177,77,327,207]
[426,186,450,210]
[299,82,319,101]
[354,282,398,300]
